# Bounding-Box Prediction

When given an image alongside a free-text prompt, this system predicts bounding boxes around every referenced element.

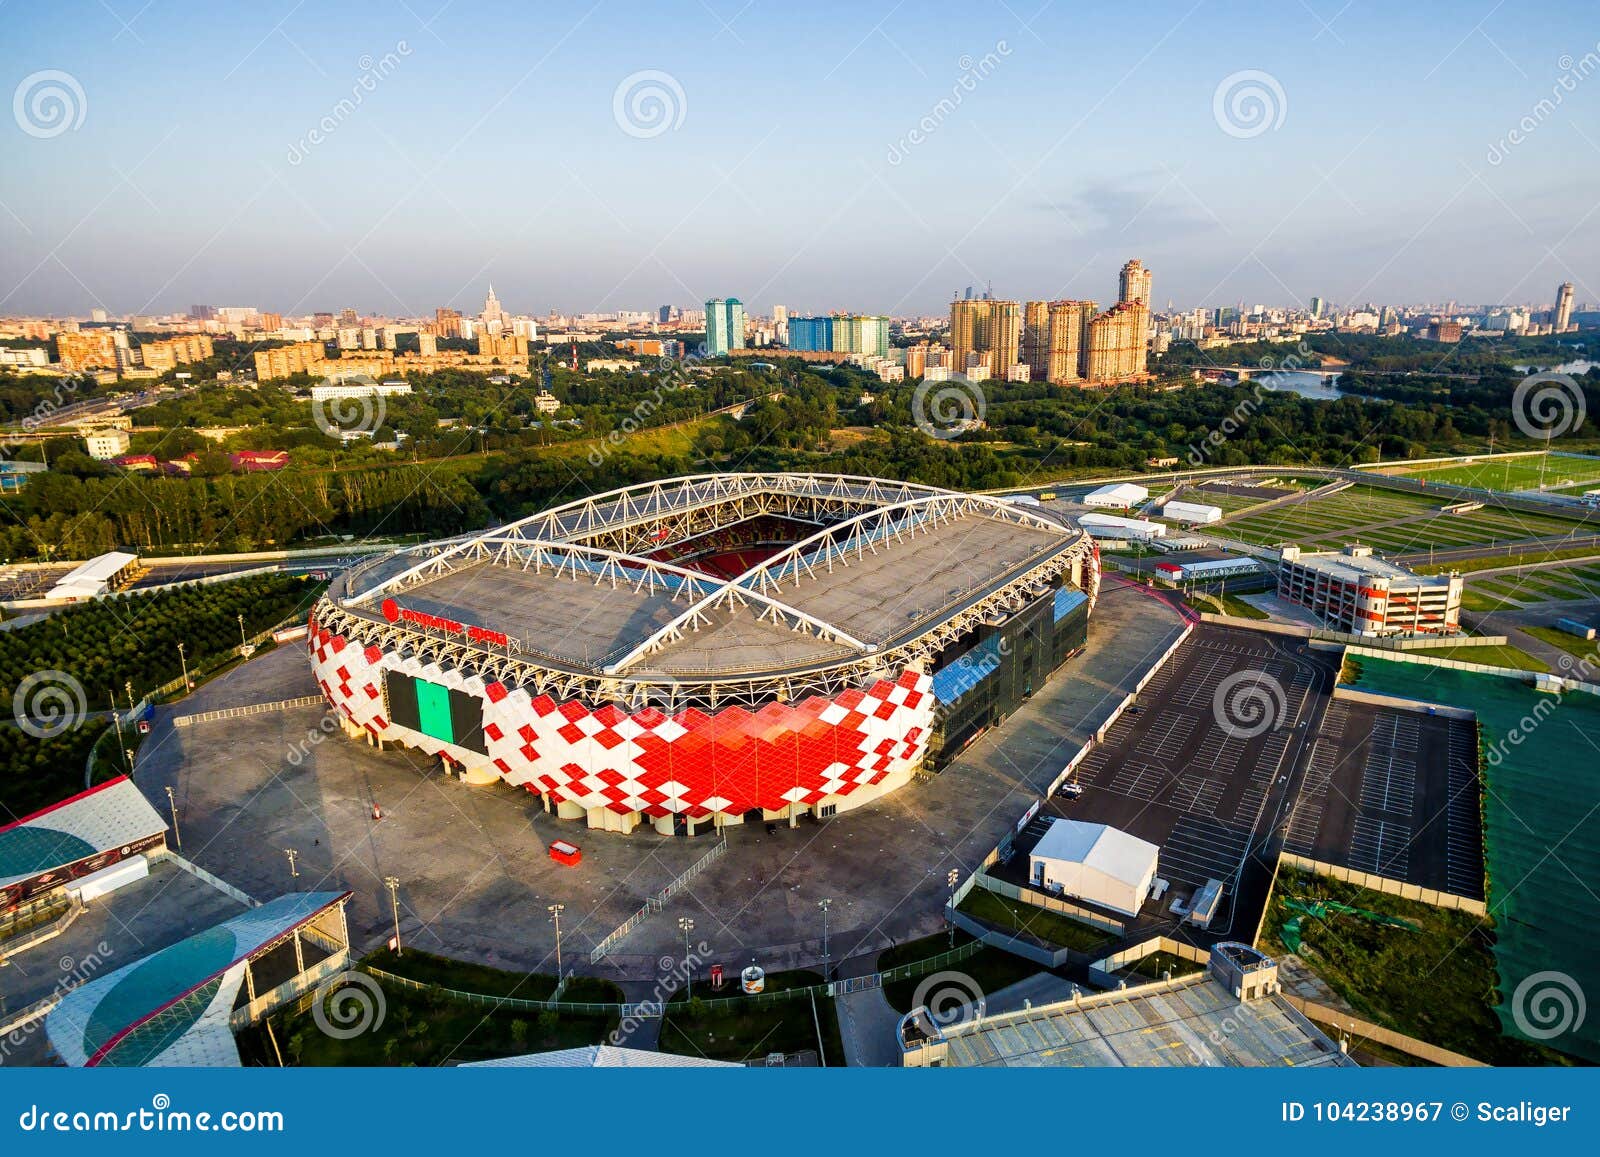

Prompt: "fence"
[355,935,987,1019]
[173,695,325,728]
[1277,852,1488,916]
[589,836,728,963]
[1281,994,1486,1066]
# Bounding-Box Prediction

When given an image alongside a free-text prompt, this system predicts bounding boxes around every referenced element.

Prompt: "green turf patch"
[659,969,841,1065]
[958,885,1118,953]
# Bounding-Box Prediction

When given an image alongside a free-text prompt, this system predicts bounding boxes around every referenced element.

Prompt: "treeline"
[1,573,319,815]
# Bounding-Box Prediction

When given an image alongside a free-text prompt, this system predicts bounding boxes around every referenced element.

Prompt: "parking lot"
[1285,697,1483,900]
[997,623,1340,946]
[131,580,1188,981]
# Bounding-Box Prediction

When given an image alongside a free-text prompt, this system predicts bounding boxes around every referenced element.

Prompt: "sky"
[2,0,1598,318]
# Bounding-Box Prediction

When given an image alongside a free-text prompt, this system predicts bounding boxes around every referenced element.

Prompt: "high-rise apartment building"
[1084,302,1148,383]
[787,316,834,352]
[1555,282,1575,333]
[948,298,1019,380]
[1022,301,1051,379]
[1045,300,1096,384]
[1119,259,1153,308]
[55,330,120,371]
[139,334,214,372]
[253,340,328,381]
[704,298,746,356]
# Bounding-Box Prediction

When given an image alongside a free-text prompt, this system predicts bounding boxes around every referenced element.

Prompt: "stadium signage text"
[380,597,509,646]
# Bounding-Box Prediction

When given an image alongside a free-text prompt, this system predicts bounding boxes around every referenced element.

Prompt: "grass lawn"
[876,928,976,971]
[1461,589,1522,613]
[1116,950,1207,982]
[1521,624,1600,663]
[1403,643,1549,672]
[659,969,842,1065]
[880,946,1047,1014]
[958,885,1118,953]
[1186,590,1270,620]
[362,947,622,1004]
[1261,868,1569,1066]
[1387,453,1600,492]
[1415,546,1600,575]
[249,973,618,1066]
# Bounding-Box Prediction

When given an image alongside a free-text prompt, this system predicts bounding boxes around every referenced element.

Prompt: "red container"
[549,840,581,867]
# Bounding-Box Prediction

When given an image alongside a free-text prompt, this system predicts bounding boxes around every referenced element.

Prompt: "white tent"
[1083,482,1148,508]
[1030,819,1159,916]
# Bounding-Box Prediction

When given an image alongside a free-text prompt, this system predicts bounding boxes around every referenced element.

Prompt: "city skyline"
[3,2,1599,317]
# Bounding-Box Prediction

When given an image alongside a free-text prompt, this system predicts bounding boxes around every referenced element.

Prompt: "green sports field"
[1220,483,1599,553]
[1379,453,1600,493]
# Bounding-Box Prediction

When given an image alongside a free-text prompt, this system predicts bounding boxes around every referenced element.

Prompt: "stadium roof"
[46,892,349,1067]
[321,474,1094,702]
[0,776,166,888]
[918,973,1353,1068]
[1031,819,1159,888]
[463,1045,736,1068]
[47,550,138,599]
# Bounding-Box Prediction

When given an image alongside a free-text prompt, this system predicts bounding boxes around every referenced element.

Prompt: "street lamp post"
[237,612,247,652]
[818,898,832,979]
[548,903,565,975]
[385,877,402,955]
[678,916,695,999]
[285,848,299,879]
[176,642,190,692]
[163,785,181,850]
[947,868,960,948]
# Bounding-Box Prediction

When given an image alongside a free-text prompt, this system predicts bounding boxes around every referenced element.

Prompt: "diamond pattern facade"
[309,612,935,820]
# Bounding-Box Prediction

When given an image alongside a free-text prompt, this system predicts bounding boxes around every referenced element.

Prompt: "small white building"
[1078,512,1166,541]
[1029,819,1160,917]
[1083,482,1148,508]
[1161,500,1223,524]
[84,429,131,460]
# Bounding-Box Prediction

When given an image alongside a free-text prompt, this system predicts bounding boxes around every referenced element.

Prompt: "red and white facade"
[309,614,937,835]
[1277,545,1462,637]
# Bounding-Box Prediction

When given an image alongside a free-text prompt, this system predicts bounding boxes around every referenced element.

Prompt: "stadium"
[308,473,1100,836]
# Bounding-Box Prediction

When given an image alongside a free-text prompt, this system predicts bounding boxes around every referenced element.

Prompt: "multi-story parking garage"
[307,474,1100,836]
